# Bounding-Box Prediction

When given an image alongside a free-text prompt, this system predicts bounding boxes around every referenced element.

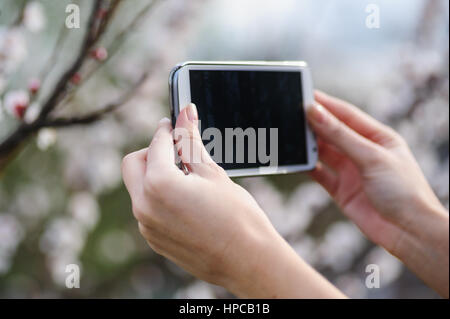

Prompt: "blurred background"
[0,0,448,298]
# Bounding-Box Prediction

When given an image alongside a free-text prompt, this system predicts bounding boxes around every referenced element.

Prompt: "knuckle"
[329,119,344,138]
[138,222,149,236]
[365,146,388,166]
[143,171,170,196]
[131,198,149,222]
[382,124,402,140]
[390,130,407,145]
[121,153,133,171]
[132,198,161,227]
[138,222,167,256]
[378,125,407,147]
[138,222,153,240]
[383,125,397,137]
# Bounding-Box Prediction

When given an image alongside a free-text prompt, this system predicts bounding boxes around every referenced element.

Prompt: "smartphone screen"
[189,70,307,170]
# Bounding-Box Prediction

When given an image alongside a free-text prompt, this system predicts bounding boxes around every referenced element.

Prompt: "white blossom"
[68,192,100,231]
[98,230,136,264]
[24,102,41,123]
[130,265,165,297]
[174,281,215,299]
[48,254,81,287]
[0,28,27,73]
[0,214,25,274]
[317,222,367,272]
[3,89,29,116]
[15,184,51,221]
[24,1,47,33]
[37,128,57,151]
[39,217,86,258]
[335,274,369,299]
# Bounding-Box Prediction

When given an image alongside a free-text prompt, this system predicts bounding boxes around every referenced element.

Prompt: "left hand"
[121,103,344,298]
[122,104,283,294]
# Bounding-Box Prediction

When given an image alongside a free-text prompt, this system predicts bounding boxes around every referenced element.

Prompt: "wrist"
[388,200,449,297]
[219,228,283,298]
[399,197,447,243]
[389,197,447,257]
[223,229,345,298]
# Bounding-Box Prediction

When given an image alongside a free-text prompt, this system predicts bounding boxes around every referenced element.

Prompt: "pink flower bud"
[14,103,28,119]
[97,8,108,19]
[91,47,108,61]
[28,78,41,94]
[71,73,82,85]
[4,90,29,120]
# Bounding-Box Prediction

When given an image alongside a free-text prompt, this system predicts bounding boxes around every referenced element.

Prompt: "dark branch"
[95,0,122,42]
[33,1,81,103]
[40,71,150,128]
[62,0,161,98]
[45,0,126,112]
[35,0,103,120]
[12,0,27,26]
[0,0,160,167]
[0,0,102,158]
[0,112,33,156]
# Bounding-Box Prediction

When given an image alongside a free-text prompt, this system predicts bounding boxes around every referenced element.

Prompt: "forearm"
[224,233,346,299]
[390,201,449,298]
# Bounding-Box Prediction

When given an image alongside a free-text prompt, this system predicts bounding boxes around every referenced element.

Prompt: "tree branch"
[95,0,122,42]
[35,0,103,120]
[57,0,161,107]
[33,0,121,108]
[40,71,150,128]
[0,0,161,171]
[12,0,27,26]
[0,0,102,160]
[33,1,80,104]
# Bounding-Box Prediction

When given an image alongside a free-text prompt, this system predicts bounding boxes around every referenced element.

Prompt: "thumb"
[174,103,216,175]
[307,103,381,169]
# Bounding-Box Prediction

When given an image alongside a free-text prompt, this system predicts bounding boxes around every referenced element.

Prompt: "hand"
[307,90,449,297]
[122,103,344,298]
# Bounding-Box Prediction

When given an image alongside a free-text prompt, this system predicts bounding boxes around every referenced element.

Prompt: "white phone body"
[169,61,317,177]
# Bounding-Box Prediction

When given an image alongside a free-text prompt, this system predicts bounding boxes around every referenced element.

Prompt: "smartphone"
[169,61,317,177]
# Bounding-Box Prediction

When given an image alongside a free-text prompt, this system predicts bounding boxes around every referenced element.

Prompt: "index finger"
[315,90,396,145]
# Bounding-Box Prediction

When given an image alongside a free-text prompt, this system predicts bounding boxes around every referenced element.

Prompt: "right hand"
[307,90,449,297]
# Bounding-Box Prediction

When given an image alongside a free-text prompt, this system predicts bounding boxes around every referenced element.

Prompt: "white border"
[174,61,317,177]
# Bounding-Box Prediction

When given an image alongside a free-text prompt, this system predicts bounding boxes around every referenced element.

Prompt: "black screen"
[189,70,307,170]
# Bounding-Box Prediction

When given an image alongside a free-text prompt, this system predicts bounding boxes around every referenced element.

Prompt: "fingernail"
[186,103,198,122]
[308,103,327,124]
